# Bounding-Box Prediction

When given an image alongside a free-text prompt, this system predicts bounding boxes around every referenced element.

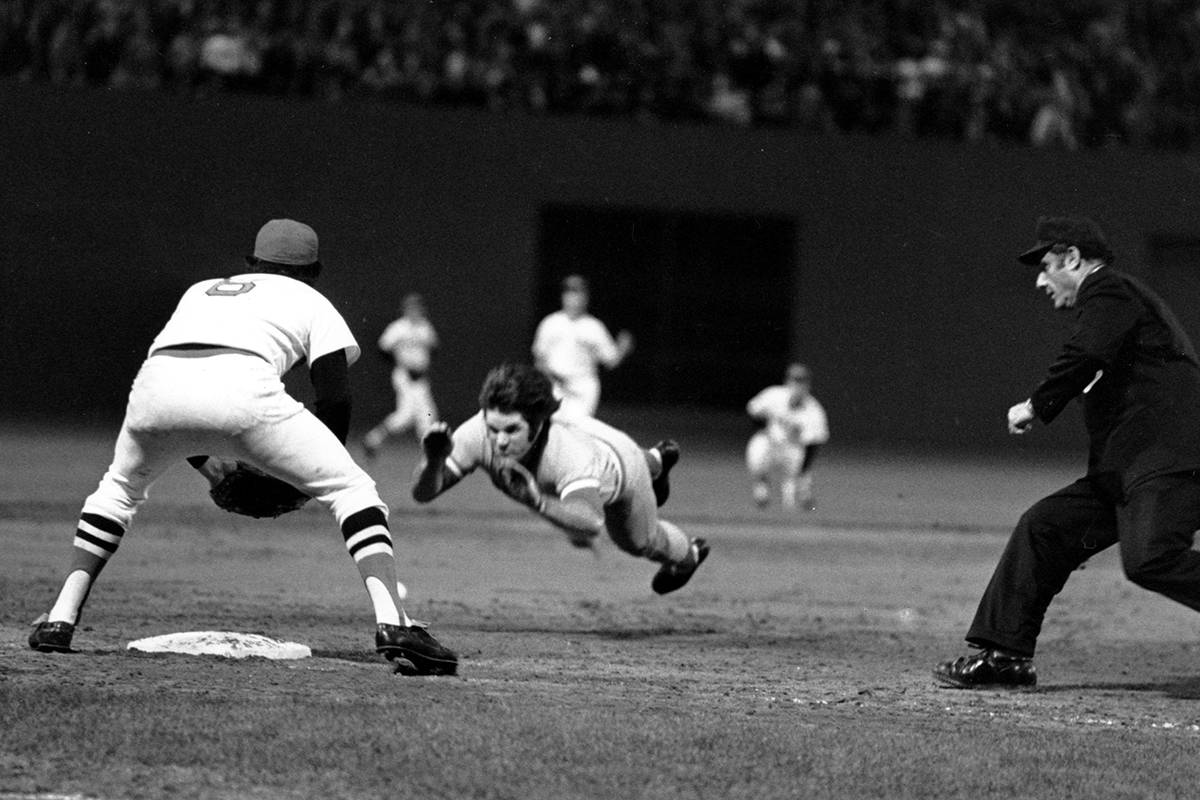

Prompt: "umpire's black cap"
[1017,216,1113,265]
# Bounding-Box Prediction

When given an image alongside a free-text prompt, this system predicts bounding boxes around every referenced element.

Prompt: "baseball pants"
[553,374,602,419]
[600,438,691,565]
[85,351,385,529]
[381,367,438,437]
[966,472,1200,657]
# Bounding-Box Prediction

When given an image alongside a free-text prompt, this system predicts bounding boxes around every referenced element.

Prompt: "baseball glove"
[209,463,311,519]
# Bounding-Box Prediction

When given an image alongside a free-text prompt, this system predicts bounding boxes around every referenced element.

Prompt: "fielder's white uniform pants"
[745,432,806,478]
[553,373,602,419]
[84,351,385,529]
[382,367,438,437]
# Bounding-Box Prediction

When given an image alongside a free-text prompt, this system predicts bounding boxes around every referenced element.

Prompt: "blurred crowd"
[4,0,1200,150]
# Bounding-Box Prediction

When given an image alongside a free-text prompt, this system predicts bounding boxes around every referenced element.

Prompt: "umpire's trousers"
[966,471,1200,657]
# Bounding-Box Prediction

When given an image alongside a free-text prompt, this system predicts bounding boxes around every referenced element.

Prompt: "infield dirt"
[4,426,1200,799]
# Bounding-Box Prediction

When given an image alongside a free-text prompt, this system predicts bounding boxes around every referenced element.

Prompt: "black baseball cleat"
[29,620,77,653]
[651,537,710,595]
[375,623,459,676]
[651,439,680,507]
[933,649,1037,689]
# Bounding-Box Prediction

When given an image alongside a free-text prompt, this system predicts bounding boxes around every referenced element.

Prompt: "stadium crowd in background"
[3,0,1200,151]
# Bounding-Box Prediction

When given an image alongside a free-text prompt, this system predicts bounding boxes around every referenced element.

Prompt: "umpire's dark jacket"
[1030,266,1200,499]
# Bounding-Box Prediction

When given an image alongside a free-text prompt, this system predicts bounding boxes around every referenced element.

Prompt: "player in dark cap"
[934,214,1200,688]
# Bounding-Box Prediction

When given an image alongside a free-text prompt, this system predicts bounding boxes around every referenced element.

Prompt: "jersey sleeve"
[801,398,830,444]
[584,318,621,366]
[531,315,553,359]
[540,426,604,499]
[746,388,772,417]
[445,412,487,478]
[308,295,361,366]
[377,321,402,353]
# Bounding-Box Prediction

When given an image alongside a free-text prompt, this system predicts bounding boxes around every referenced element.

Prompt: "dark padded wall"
[3,80,1198,453]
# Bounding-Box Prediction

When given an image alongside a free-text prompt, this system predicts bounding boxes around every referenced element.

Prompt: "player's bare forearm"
[309,350,352,443]
[411,459,458,502]
[536,490,606,549]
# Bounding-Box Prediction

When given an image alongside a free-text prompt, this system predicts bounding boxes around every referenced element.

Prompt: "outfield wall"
[4,79,1200,454]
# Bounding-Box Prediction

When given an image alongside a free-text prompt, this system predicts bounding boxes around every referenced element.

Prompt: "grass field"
[4,419,1200,800]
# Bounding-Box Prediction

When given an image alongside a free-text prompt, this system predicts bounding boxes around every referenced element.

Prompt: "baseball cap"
[252,219,320,266]
[1017,216,1111,265]
[562,274,589,292]
[786,363,811,383]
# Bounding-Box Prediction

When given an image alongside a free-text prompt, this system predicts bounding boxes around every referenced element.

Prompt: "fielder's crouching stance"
[28,219,457,676]
[411,362,709,595]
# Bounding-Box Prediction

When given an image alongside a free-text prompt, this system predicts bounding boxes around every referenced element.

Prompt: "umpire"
[935,215,1200,689]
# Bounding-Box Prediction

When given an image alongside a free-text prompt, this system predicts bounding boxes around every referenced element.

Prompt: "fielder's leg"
[32,423,173,652]
[745,432,772,508]
[557,374,600,419]
[779,444,806,510]
[362,369,416,457]
[410,376,440,440]
[797,444,821,512]
[243,409,457,674]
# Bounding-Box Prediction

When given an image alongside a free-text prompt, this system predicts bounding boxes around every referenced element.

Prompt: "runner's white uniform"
[375,314,439,437]
[442,411,690,562]
[85,272,384,531]
[531,311,624,418]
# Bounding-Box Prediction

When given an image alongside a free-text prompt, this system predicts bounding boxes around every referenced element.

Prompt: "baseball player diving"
[28,219,457,675]
[410,362,708,595]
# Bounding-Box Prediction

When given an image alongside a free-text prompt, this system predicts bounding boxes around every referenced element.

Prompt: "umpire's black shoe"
[375,623,459,676]
[933,649,1037,689]
[651,439,680,507]
[29,620,77,653]
[651,538,710,595]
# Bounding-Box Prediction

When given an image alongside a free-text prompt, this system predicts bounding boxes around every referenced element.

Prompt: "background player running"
[27,219,457,675]
[362,292,440,458]
[410,362,707,594]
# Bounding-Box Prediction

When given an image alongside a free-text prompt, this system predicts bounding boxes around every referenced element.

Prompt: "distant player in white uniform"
[531,274,634,418]
[745,363,830,511]
[362,292,439,458]
[411,363,707,595]
[28,219,457,675]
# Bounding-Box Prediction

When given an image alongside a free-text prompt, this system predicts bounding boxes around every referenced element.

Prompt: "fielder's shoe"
[933,649,1037,689]
[651,439,680,507]
[28,620,77,653]
[375,623,459,676]
[651,538,710,595]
